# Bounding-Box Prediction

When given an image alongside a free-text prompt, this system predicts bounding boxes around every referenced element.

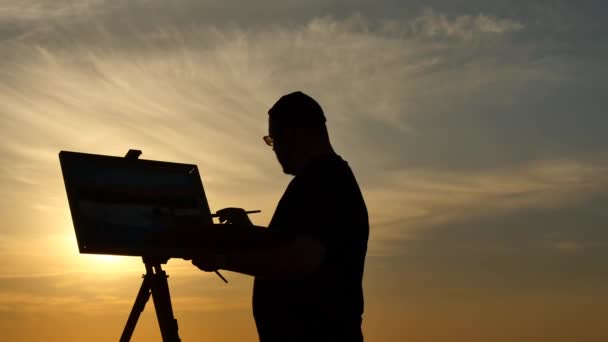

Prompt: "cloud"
[0,271,246,315]
[0,290,244,315]
[401,8,524,40]
[0,0,105,21]
[552,240,584,253]
[0,7,605,259]
[366,158,608,255]
[0,291,128,314]
[0,10,537,189]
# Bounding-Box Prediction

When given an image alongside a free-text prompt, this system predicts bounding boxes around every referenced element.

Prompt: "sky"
[1,0,607,341]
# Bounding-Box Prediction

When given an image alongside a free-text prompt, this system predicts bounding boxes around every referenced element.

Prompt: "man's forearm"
[221,249,287,277]
[221,236,326,278]
[189,223,326,278]
[215,225,297,277]
[177,223,290,252]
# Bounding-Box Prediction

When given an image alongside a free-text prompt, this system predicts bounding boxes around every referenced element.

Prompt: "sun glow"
[76,254,143,274]
[86,254,122,264]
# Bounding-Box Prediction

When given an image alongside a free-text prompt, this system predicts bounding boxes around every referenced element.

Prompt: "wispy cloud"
[0,0,605,258]
[367,158,608,255]
[0,10,601,258]
[0,0,105,21]
[386,8,524,40]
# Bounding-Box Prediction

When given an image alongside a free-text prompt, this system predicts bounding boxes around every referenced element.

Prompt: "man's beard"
[278,156,296,175]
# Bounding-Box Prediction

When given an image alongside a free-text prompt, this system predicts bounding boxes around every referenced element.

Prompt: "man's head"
[265,91,333,175]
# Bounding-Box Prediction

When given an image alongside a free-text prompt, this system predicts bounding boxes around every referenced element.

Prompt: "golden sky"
[1,1,607,341]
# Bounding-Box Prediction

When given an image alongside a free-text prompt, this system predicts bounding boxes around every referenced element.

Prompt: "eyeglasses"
[262,135,274,146]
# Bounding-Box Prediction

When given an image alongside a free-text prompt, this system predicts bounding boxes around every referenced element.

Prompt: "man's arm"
[191,207,326,278]
[193,234,326,279]
[223,235,325,277]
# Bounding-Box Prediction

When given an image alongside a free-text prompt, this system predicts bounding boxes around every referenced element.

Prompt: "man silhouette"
[192,91,369,341]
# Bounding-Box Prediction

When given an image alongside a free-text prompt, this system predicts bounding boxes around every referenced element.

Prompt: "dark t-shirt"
[253,153,369,342]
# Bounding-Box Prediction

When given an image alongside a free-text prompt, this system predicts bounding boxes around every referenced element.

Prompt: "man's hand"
[192,253,226,272]
[216,207,254,227]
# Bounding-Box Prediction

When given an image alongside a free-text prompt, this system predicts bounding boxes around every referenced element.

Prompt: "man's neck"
[293,145,335,175]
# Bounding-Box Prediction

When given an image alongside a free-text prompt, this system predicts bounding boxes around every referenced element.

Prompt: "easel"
[119,150,180,341]
[120,258,180,342]
[118,149,233,341]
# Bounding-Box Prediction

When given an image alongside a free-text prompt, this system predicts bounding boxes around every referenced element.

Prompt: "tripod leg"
[150,264,181,342]
[120,273,152,342]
